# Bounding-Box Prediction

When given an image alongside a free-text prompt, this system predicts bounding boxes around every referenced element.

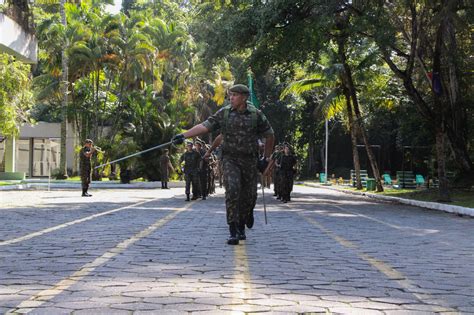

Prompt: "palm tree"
[281,66,365,190]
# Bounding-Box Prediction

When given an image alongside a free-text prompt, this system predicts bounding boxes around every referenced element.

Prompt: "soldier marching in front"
[80,139,96,197]
[172,84,274,245]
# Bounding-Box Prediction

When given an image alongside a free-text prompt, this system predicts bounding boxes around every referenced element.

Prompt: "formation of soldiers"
[80,84,298,245]
[81,138,297,205]
[177,139,219,201]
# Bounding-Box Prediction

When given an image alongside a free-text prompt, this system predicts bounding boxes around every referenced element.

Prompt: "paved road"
[0,186,473,314]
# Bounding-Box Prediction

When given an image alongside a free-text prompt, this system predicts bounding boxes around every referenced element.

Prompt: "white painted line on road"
[330,204,440,235]
[8,202,193,314]
[0,199,159,246]
[299,213,457,313]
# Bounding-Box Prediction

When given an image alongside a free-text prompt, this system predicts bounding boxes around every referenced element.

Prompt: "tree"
[355,0,474,199]
[0,53,34,137]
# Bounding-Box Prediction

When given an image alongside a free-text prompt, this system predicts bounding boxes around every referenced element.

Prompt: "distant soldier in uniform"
[268,144,283,199]
[205,134,224,188]
[179,142,201,201]
[172,84,275,245]
[80,139,96,197]
[194,140,208,200]
[279,144,297,202]
[159,149,173,189]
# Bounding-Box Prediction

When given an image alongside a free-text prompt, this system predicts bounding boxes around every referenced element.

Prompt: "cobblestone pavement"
[0,186,473,314]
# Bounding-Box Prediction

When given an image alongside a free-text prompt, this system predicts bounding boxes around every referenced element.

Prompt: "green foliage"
[27,0,472,183]
[0,53,34,137]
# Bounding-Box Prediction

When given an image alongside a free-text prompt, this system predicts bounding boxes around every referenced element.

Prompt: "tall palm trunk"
[59,0,68,179]
[432,19,451,201]
[343,86,362,189]
[337,35,383,191]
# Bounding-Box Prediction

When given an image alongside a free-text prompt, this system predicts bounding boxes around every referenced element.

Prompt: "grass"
[341,185,473,208]
[65,176,112,181]
[302,180,474,209]
[375,188,474,208]
[0,181,14,186]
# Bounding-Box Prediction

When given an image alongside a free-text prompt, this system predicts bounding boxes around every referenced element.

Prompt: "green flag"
[247,72,260,108]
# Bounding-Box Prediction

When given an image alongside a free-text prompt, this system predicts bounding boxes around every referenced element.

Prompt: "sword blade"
[94,141,173,169]
[261,174,268,224]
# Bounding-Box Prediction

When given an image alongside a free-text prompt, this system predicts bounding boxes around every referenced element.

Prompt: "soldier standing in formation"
[80,139,96,197]
[159,149,173,189]
[172,84,274,245]
[278,144,297,202]
[194,140,208,200]
[269,144,283,199]
[179,142,201,201]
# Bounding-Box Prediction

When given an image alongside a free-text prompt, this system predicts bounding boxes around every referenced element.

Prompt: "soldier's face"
[229,92,247,107]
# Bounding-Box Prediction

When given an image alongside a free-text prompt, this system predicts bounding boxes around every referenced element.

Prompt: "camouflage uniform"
[196,145,209,199]
[271,149,282,198]
[80,146,92,194]
[279,153,297,202]
[159,151,172,189]
[202,105,274,226]
[180,149,201,199]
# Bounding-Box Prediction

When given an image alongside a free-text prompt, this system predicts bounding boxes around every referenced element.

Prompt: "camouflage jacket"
[79,146,92,172]
[202,104,274,158]
[180,150,201,174]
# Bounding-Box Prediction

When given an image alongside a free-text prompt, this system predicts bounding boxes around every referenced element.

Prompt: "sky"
[105,0,121,14]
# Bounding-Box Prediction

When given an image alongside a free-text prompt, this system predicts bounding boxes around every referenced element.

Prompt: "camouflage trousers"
[280,170,294,200]
[184,171,200,196]
[160,167,170,182]
[81,167,91,190]
[222,156,258,225]
[199,169,208,197]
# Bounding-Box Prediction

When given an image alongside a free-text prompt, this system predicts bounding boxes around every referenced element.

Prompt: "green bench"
[351,169,368,187]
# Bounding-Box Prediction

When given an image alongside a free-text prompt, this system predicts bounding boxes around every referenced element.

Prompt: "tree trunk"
[343,85,362,189]
[432,18,451,201]
[441,5,473,178]
[337,35,383,191]
[435,128,450,201]
[58,0,68,179]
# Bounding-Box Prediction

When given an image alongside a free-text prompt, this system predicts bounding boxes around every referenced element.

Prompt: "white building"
[0,0,44,179]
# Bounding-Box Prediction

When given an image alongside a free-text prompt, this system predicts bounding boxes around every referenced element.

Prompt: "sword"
[261,174,268,224]
[94,141,173,169]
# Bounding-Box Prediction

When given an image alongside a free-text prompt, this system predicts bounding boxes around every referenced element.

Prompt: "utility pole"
[325,119,328,184]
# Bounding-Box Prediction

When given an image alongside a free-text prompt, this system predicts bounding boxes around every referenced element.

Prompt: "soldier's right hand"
[171,134,185,145]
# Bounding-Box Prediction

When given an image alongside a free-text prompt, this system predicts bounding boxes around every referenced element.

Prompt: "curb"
[301,182,474,218]
[0,181,186,191]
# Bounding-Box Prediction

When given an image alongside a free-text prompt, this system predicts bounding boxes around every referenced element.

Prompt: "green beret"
[229,84,250,94]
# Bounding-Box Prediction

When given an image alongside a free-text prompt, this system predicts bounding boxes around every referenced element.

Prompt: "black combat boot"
[185,194,190,201]
[165,182,169,189]
[84,189,92,197]
[237,222,246,240]
[161,182,165,189]
[227,223,239,245]
[246,210,254,229]
[82,188,88,197]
